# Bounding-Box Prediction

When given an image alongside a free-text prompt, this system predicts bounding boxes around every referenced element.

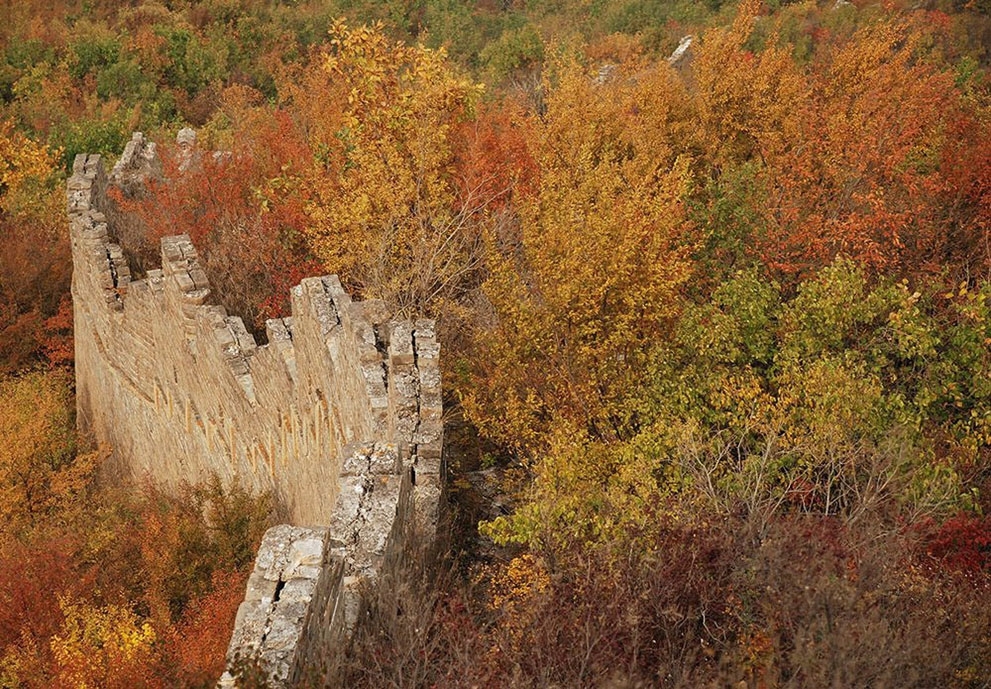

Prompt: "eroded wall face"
[69,152,443,526]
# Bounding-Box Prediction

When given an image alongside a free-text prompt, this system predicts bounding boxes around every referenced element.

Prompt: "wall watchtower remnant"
[69,135,444,684]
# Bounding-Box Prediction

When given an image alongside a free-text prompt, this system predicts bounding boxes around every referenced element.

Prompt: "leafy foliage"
[0,381,273,689]
[114,109,319,334]
[0,372,93,536]
[482,261,990,551]
[0,122,69,371]
[465,55,694,454]
[1,0,991,684]
[299,20,486,314]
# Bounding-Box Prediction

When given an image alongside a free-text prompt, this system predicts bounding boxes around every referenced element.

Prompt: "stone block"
[351,298,390,326]
[415,341,441,361]
[352,318,379,351]
[298,278,339,338]
[276,578,319,605]
[391,369,420,399]
[329,477,364,522]
[263,619,303,654]
[286,564,323,581]
[266,318,291,343]
[212,324,237,348]
[413,318,436,339]
[71,153,88,175]
[340,442,372,475]
[227,357,249,376]
[183,287,210,305]
[174,271,195,292]
[419,400,443,423]
[161,237,185,264]
[231,600,267,643]
[234,373,256,403]
[189,266,209,289]
[288,536,326,569]
[368,443,399,474]
[414,437,443,464]
[244,572,279,602]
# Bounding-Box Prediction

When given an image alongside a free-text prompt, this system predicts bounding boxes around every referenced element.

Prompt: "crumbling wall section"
[218,442,418,687]
[69,149,442,527]
[71,138,446,688]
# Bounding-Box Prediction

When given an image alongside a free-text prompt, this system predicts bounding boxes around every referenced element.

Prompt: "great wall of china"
[68,133,444,686]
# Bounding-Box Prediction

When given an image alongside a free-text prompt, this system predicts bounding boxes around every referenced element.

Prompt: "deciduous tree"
[465,55,694,454]
[298,21,486,314]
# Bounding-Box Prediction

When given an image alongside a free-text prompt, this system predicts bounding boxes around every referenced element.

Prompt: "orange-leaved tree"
[752,14,974,279]
[690,0,810,174]
[0,371,99,537]
[0,121,72,371]
[113,94,320,334]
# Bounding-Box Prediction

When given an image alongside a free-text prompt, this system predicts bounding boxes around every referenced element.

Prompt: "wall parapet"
[69,135,444,686]
[70,148,443,526]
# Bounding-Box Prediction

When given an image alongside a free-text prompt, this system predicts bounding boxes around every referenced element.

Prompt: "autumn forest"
[1,0,990,685]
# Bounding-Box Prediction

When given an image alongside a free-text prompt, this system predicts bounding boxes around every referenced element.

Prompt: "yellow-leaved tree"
[295,21,486,315]
[464,55,694,456]
[48,598,158,689]
[689,0,809,172]
[0,122,70,371]
[0,119,59,220]
[0,372,99,537]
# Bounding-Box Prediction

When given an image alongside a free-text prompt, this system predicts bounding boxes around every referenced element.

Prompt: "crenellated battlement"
[70,148,442,528]
[70,136,444,686]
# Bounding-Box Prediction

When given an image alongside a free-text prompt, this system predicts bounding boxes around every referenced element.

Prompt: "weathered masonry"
[69,134,444,685]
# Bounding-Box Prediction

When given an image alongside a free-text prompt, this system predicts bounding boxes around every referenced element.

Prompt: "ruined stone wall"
[69,147,443,527]
[70,138,446,686]
[219,442,418,686]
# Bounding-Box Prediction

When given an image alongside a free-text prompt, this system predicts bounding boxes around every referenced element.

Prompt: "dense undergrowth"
[2,0,991,685]
[0,371,274,687]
